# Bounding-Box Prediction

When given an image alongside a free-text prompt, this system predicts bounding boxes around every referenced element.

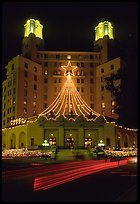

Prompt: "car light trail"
[2,160,104,179]
[34,159,127,191]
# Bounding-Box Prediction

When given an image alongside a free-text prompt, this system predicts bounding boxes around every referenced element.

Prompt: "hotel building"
[2,19,137,151]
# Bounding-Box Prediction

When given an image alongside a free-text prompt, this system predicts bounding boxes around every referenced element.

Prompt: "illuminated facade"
[2,19,137,150]
[95,20,114,41]
[24,19,43,39]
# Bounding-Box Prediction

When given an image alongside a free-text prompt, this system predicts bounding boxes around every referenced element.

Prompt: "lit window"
[24,99,27,105]
[67,55,71,59]
[34,92,37,99]
[111,109,115,114]
[33,101,36,107]
[77,70,80,76]
[101,102,105,108]
[111,100,115,106]
[24,108,27,114]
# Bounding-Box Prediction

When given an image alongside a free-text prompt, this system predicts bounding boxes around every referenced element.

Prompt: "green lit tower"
[22,18,44,61]
[94,19,114,63]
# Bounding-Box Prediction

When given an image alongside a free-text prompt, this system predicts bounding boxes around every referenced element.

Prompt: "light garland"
[38,61,101,121]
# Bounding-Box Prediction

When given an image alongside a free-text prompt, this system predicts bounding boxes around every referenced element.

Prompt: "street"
[2,157,137,202]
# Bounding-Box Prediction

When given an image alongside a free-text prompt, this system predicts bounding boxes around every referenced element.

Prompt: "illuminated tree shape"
[38,61,102,121]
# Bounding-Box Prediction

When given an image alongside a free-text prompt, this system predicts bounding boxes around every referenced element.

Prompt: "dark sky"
[2,2,138,128]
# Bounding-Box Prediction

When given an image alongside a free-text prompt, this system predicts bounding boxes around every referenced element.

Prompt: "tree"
[104,67,125,125]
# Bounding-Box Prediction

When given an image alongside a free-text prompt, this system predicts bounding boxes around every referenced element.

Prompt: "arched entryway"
[19,132,26,148]
[124,134,129,147]
[10,134,16,149]
[115,132,122,149]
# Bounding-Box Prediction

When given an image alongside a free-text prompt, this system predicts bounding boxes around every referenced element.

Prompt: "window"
[34,84,37,90]
[24,80,28,87]
[34,92,37,99]
[33,101,36,107]
[101,68,104,73]
[90,63,94,68]
[90,71,94,76]
[24,108,27,114]
[90,55,94,59]
[90,95,94,101]
[90,104,94,109]
[111,109,115,114]
[31,138,34,146]
[81,87,84,93]
[106,138,111,146]
[33,110,36,115]
[24,99,27,105]
[77,87,80,92]
[44,87,48,93]
[77,62,80,67]
[110,64,114,70]
[58,70,61,75]
[81,79,84,83]
[12,64,14,70]
[44,70,48,75]
[77,70,80,76]
[101,86,104,91]
[111,100,115,106]
[90,87,94,93]
[101,94,104,100]
[90,78,94,84]
[44,95,48,100]
[56,54,60,59]
[34,75,37,81]
[54,87,57,92]
[24,71,28,78]
[13,87,16,94]
[44,103,47,108]
[58,78,61,83]
[81,62,84,67]
[44,54,48,58]
[44,78,48,83]
[25,62,28,68]
[54,78,57,83]
[101,102,105,109]
[24,89,27,96]
[34,67,37,72]
[77,78,80,83]
[101,76,104,82]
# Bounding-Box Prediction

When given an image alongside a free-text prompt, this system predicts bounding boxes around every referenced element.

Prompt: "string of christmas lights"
[38,61,101,121]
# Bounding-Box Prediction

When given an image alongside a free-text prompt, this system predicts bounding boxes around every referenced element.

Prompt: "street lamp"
[42,139,49,150]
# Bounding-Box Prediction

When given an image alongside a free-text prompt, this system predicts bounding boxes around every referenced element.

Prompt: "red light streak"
[34,160,127,191]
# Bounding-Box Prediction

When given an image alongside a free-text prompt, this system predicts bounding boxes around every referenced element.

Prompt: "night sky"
[2,2,138,128]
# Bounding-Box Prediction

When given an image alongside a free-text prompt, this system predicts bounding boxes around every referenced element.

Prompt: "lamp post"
[42,139,49,150]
